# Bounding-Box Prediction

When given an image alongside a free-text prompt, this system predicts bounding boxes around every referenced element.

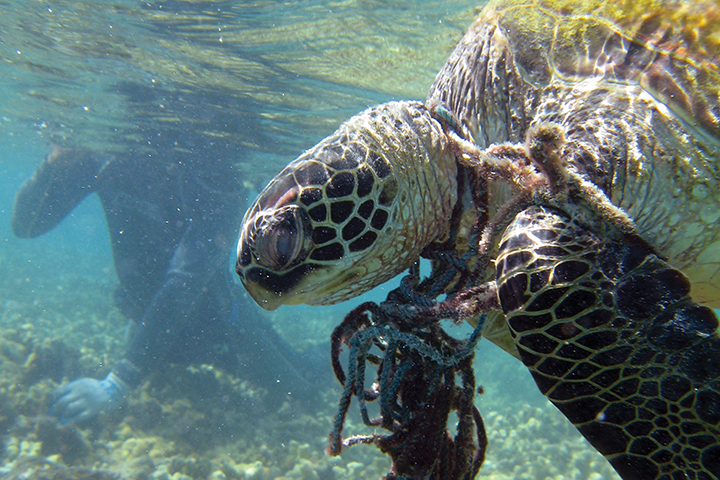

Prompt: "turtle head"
[237,101,458,310]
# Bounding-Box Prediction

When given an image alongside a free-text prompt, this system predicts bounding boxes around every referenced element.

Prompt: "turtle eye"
[251,205,310,270]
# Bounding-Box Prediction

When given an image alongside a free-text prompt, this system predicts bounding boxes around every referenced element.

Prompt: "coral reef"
[0,250,621,480]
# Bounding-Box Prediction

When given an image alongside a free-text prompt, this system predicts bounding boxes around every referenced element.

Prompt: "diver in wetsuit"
[11,141,325,423]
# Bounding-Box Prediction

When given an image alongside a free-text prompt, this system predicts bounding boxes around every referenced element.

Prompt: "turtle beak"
[240,277,285,311]
[238,268,359,310]
[238,265,320,311]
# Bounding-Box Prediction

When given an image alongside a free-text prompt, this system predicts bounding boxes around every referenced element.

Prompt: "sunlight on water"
[6,0,714,479]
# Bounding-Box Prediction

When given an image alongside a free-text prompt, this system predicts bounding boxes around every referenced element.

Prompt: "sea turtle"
[236,0,720,478]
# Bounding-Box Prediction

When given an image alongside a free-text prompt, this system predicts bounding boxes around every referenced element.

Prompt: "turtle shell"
[427,0,720,307]
[239,0,720,309]
[491,0,719,138]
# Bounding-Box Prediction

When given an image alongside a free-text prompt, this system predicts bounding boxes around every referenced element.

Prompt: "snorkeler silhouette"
[11,121,326,423]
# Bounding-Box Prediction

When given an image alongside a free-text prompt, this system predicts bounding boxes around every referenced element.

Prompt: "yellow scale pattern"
[495,205,720,479]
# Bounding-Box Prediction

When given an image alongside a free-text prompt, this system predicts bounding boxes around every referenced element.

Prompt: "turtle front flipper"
[495,205,720,480]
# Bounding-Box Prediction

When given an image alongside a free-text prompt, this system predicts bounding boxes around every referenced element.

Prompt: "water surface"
[0,1,621,479]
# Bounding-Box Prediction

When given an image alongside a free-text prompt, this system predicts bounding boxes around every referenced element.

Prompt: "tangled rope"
[326,243,496,479]
[321,140,506,479]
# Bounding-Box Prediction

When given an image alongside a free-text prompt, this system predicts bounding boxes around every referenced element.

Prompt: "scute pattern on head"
[237,101,459,309]
[236,1,720,478]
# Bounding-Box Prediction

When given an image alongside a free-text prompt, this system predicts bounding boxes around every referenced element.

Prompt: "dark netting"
[325,187,499,479]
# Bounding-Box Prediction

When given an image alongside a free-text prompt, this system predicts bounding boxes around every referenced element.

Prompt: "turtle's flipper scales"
[496,205,720,480]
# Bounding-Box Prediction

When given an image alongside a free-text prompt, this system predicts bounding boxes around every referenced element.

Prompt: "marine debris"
[326,229,493,480]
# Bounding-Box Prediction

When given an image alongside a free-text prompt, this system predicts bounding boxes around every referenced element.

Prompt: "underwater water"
[0,1,630,479]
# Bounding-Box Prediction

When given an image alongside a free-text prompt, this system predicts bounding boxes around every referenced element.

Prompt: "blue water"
[0,2,625,479]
